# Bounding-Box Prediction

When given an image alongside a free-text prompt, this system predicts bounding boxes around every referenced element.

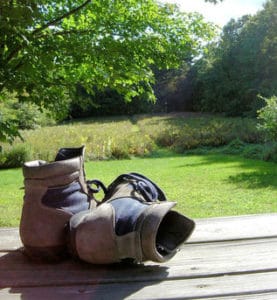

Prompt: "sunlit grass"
[0,114,276,226]
[0,153,276,226]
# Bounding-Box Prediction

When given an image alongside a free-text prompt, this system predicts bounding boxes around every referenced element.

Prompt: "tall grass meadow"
[0,113,276,168]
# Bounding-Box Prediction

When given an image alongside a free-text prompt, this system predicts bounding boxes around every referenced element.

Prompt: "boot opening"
[156,211,194,256]
[55,146,84,161]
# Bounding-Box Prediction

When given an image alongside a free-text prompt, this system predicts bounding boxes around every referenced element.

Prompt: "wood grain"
[0,214,276,299]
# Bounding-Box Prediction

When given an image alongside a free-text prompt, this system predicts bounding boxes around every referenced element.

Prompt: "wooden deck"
[0,213,277,299]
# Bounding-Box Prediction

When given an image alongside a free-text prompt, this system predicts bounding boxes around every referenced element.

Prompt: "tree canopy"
[191,0,277,116]
[0,0,216,142]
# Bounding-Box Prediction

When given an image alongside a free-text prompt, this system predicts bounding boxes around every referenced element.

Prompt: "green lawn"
[0,152,276,227]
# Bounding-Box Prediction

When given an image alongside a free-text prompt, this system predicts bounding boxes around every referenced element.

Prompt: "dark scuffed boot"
[67,173,195,264]
[20,146,96,261]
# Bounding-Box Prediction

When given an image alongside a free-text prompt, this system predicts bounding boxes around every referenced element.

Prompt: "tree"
[191,0,277,116]
[0,0,215,142]
[70,85,154,117]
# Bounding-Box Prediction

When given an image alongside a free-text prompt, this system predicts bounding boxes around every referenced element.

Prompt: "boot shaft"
[23,157,90,214]
[20,146,92,260]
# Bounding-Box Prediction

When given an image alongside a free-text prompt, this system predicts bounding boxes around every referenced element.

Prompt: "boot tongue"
[55,146,85,161]
[54,145,91,202]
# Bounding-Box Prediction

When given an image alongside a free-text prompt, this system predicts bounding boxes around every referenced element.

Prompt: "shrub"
[242,144,264,160]
[111,145,130,159]
[262,142,277,162]
[0,145,32,169]
[222,138,246,155]
[156,128,181,147]
[257,95,277,142]
[231,118,263,143]
[0,89,57,144]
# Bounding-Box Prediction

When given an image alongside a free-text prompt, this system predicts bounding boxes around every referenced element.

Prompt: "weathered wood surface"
[0,213,277,299]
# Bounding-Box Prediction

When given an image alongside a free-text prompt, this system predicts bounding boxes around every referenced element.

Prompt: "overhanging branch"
[32,0,92,36]
[5,0,92,64]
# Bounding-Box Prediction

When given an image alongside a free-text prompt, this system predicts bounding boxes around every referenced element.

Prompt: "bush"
[242,144,265,160]
[154,117,262,153]
[240,142,277,162]
[257,95,277,142]
[0,89,57,139]
[0,145,32,169]
[222,138,246,155]
[262,142,277,162]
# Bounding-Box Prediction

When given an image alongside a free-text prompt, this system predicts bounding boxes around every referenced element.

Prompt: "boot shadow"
[0,248,169,300]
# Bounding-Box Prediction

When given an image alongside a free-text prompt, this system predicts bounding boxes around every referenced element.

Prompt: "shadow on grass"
[146,148,183,159]
[228,171,277,189]
[175,153,277,190]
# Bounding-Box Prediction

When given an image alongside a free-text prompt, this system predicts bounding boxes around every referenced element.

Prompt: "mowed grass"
[0,152,276,227]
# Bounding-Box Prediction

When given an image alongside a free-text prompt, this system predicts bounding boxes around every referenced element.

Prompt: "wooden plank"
[1,214,277,250]
[0,271,277,300]
[204,293,277,300]
[0,228,21,251]
[1,238,277,287]
[190,213,277,243]
[4,292,277,300]
[0,214,277,300]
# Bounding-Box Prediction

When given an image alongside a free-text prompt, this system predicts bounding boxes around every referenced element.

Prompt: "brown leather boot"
[20,146,96,261]
[67,173,195,264]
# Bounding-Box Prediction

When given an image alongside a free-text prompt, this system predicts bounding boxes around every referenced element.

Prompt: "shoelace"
[87,179,107,195]
[87,173,167,203]
[103,173,167,203]
[124,173,167,202]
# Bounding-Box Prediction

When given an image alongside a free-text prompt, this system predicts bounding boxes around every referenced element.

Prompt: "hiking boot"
[67,173,195,264]
[20,146,96,261]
